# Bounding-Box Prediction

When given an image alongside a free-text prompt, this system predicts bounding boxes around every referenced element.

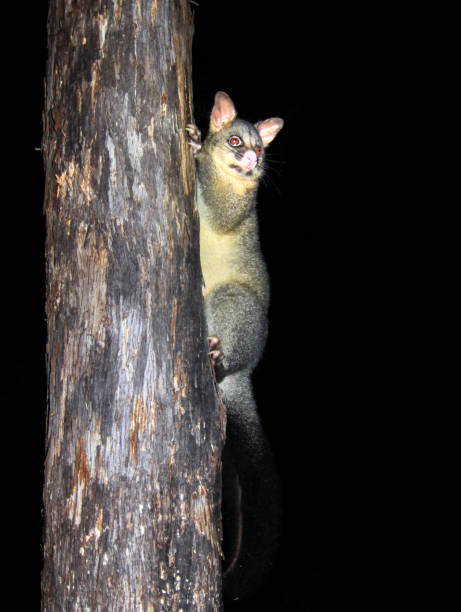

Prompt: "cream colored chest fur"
[199,217,268,305]
[200,221,242,300]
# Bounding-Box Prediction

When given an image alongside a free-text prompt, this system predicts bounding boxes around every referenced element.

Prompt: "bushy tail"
[221,378,280,601]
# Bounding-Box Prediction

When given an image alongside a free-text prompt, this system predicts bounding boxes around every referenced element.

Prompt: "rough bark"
[41,1,224,609]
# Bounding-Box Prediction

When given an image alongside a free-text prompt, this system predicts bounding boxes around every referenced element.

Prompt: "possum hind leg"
[204,282,267,380]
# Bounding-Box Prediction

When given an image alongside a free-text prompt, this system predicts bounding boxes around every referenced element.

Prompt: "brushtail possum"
[187,92,283,599]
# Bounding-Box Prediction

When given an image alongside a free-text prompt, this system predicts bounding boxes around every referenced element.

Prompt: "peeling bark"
[42,1,224,609]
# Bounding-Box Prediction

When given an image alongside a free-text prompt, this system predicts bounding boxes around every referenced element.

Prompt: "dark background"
[17,1,407,609]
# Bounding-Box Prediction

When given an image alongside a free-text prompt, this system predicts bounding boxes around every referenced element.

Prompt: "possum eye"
[255,146,262,157]
[229,135,242,147]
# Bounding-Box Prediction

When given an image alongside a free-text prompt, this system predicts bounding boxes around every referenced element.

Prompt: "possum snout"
[240,149,258,172]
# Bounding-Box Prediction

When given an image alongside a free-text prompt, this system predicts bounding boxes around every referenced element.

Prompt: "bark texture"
[42,1,224,609]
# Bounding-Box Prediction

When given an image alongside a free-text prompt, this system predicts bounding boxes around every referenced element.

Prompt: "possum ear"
[210,91,237,132]
[254,118,284,146]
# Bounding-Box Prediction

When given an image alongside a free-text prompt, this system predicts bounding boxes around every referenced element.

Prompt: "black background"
[17,1,407,608]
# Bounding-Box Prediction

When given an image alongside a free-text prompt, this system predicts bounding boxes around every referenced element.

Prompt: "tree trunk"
[41,1,224,609]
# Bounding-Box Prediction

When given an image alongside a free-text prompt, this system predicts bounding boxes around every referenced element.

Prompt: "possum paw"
[186,123,202,156]
[208,336,223,369]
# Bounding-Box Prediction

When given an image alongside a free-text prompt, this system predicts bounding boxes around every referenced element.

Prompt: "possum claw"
[208,336,223,368]
[186,123,202,155]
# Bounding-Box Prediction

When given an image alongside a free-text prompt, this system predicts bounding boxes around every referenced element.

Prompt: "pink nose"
[241,149,258,171]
